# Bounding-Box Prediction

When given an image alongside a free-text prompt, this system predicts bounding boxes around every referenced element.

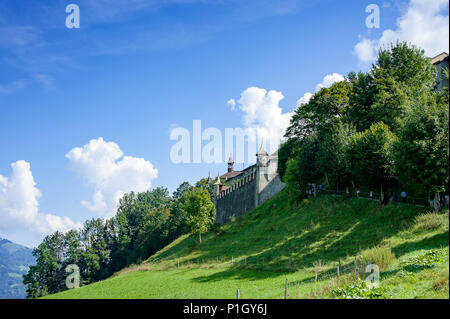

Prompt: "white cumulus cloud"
[0,160,80,248]
[296,72,345,107]
[227,98,236,110]
[66,138,158,217]
[296,92,313,107]
[355,0,449,64]
[233,87,294,154]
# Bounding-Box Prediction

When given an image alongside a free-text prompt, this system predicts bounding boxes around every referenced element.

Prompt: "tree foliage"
[181,187,215,243]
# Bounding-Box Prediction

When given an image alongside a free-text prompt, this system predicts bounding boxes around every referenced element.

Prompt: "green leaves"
[331,278,389,299]
[393,91,449,195]
[181,187,215,243]
[347,122,398,193]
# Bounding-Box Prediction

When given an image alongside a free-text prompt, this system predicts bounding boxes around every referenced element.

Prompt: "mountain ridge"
[0,237,35,299]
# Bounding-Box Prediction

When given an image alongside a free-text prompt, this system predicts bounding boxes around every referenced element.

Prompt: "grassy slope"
[46,190,449,299]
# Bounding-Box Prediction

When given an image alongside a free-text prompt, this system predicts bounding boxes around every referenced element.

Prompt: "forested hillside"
[0,238,34,299]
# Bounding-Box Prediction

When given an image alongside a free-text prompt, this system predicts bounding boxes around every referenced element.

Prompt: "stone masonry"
[213,145,285,224]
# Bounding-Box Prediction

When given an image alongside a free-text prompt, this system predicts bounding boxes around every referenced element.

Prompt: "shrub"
[331,279,389,299]
[359,246,395,271]
[405,248,448,269]
[413,212,448,232]
[432,271,449,292]
[216,226,226,237]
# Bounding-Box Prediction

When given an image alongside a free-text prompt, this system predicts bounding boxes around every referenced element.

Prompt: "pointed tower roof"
[257,143,268,156]
[214,175,222,185]
[227,154,234,164]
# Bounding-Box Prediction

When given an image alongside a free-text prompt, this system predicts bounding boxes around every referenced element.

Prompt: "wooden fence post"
[236,289,240,299]
[314,271,317,297]
[337,259,340,280]
[285,278,288,299]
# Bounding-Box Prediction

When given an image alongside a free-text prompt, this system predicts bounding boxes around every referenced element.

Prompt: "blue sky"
[0,0,448,247]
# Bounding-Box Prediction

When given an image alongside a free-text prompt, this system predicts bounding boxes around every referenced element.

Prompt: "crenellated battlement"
[213,146,285,224]
[216,171,257,200]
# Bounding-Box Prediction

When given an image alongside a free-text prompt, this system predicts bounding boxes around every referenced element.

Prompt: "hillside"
[45,190,449,299]
[0,238,35,299]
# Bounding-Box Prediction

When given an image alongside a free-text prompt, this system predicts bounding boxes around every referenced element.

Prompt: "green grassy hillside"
[46,190,449,299]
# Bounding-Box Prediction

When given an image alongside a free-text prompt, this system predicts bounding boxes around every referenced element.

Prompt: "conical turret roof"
[257,143,268,156]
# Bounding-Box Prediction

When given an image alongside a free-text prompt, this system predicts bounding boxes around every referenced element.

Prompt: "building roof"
[257,144,268,156]
[220,170,243,180]
[227,154,234,164]
[430,52,449,65]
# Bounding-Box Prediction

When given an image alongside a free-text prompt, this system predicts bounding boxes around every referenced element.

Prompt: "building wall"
[214,173,257,224]
[258,175,285,205]
[214,152,285,224]
[435,59,449,90]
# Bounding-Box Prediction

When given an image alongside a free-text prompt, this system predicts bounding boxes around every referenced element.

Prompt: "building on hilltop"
[213,145,285,224]
[431,52,449,90]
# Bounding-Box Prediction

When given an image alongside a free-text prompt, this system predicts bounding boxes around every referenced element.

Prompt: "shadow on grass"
[392,231,449,258]
[150,191,436,281]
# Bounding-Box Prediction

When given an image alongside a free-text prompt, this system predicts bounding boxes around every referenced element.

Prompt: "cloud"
[296,92,313,107]
[314,73,345,92]
[354,38,378,64]
[227,98,236,110]
[233,87,293,154]
[354,0,449,64]
[296,72,345,107]
[66,138,158,217]
[0,160,80,248]
[0,79,27,95]
[32,74,55,90]
[0,26,41,47]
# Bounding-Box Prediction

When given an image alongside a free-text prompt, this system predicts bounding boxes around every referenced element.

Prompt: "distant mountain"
[0,238,35,299]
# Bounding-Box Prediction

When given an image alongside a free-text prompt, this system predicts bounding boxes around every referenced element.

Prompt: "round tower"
[227,154,234,173]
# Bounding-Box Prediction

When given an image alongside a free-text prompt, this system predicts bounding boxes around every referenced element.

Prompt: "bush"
[331,279,389,299]
[432,271,449,292]
[413,212,448,232]
[405,248,448,269]
[359,246,395,271]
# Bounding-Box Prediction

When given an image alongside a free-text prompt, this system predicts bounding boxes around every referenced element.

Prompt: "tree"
[285,80,351,141]
[347,71,376,131]
[347,122,398,205]
[394,90,449,211]
[284,134,322,199]
[277,138,299,182]
[195,178,215,201]
[114,187,171,266]
[284,157,303,201]
[23,231,71,298]
[317,121,355,192]
[172,181,192,200]
[348,42,436,133]
[181,187,215,243]
[78,218,112,282]
[136,207,171,258]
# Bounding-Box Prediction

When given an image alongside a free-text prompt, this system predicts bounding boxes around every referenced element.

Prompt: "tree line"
[279,42,449,210]
[23,179,216,298]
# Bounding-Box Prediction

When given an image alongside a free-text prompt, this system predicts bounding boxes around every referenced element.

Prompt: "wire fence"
[152,254,377,298]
